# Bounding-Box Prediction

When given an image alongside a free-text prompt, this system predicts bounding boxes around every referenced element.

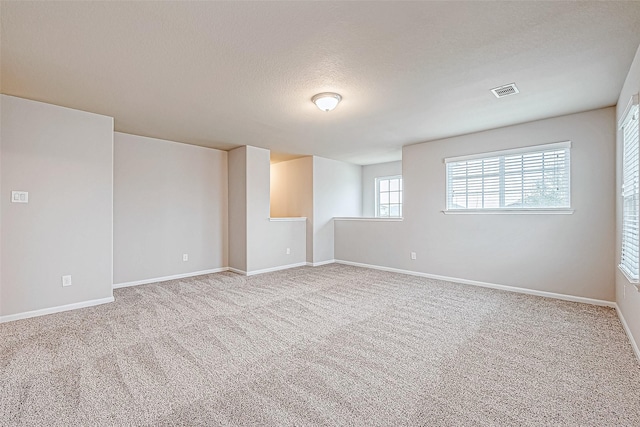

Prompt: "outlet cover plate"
[11,191,28,203]
[62,275,72,287]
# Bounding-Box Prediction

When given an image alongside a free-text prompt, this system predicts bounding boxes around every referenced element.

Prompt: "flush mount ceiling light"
[312,92,342,112]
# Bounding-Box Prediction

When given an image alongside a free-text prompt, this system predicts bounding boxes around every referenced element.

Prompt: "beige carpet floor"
[0,264,639,426]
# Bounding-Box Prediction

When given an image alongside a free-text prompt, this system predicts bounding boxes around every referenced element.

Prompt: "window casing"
[620,95,640,283]
[376,175,403,217]
[445,142,571,211]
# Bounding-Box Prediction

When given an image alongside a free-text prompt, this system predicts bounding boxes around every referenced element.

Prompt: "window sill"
[618,265,640,287]
[441,208,574,215]
[269,217,307,222]
[334,217,404,222]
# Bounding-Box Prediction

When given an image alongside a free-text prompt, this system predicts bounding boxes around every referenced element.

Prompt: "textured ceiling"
[2,1,640,165]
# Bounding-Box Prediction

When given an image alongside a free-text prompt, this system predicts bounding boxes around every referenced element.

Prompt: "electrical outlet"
[11,191,28,203]
[183,254,188,261]
[286,248,291,255]
[62,275,72,287]
[411,252,417,260]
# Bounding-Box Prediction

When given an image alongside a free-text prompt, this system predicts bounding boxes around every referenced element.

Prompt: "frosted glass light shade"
[312,92,342,112]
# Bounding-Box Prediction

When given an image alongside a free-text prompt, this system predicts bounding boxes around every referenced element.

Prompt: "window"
[620,95,640,283]
[376,175,403,217]
[445,142,571,211]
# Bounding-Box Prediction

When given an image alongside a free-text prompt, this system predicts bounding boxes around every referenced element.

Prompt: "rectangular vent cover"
[491,83,519,98]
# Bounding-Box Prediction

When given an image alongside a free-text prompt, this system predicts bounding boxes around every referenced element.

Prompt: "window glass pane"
[483,158,499,174]
[621,102,640,281]
[446,144,570,210]
[468,177,482,192]
[484,175,499,193]
[483,193,499,208]
[376,175,403,217]
[468,193,482,209]
[467,159,482,175]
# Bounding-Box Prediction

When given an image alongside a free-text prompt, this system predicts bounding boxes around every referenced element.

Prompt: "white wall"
[336,108,616,301]
[313,156,362,264]
[270,157,314,262]
[271,155,362,265]
[361,160,402,217]
[0,95,113,317]
[113,133,228,285]
[229,146,306,273]
[0,96,2,316]
[616,42,640,353]
[228,146,248,272]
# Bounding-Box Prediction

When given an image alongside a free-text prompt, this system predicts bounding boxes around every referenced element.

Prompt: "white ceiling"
[2,1,640,165]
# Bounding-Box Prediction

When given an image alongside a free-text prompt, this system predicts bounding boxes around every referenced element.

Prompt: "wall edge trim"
[113,267,229,289]
[0,296,115,323]
[334,260,615,307]
[246,262,307,276]
[306,260,336,267]
[615,304,640,363]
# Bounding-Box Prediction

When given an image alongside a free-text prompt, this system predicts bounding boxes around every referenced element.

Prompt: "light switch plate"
[11,191,28,203]
[62,275,72,287]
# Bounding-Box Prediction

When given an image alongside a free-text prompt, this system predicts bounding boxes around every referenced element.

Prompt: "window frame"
[443,141,572,214]
[619,94,640,284]
[375,175,403,218]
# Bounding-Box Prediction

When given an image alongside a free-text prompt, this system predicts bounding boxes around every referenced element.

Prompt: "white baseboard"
[615,305,640,363]
[0,296,115,324]
[246,262,307,276]
[334,260,616,308]
[113,267,229,289]
[117,262,311,283]
[306,259,336,267]
[228,262,308,276]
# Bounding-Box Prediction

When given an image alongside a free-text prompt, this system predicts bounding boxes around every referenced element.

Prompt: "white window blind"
[445,142,571,211]
[620,97,640,283]
[376,175,403,217]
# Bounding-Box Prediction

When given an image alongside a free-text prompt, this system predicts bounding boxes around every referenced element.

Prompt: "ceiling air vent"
[491,83,519,98]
